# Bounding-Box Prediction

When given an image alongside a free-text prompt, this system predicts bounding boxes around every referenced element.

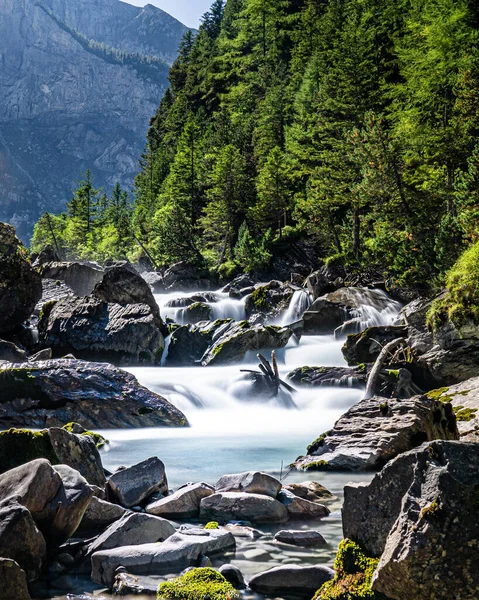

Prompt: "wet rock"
[146,482,214,519]
[215,471,282,498]
[142,271,165,293]
[182,302,212,325]
[0,222,42,334]
[29,348,52,361]
[92,265,164,330]
[40,261,104,297]
[244,282,294,324]
[296,395,459,471]
[112,569,157,596]
[342,325,408,366]
[0,359,188,429]
[91,528,236,587]
[35,278,76,315]
[38,296,165,366]
[0,339,28,363]
[274,529,327,547]
[167,320,232,366]
[304,270,337,299]
[77,497,127,535]
[202,321,293,366]
[277,489,330,520]
[342,441,479,600]
[283,481,333,503]
[200,492,288,524]
[0,502,46,582]
[248,565,334,599]
[107,457,168,508]
[0,558,31,600]
[219,564,246,589]
[88,512,175,555]
[162,262,211,291]
[302,299,348,335]
[287,365,368,388]
[397,296,434,355]
[222,274,257,295]
[0,427,105,487]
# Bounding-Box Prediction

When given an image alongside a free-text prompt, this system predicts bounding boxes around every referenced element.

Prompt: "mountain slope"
[0,0,189,241]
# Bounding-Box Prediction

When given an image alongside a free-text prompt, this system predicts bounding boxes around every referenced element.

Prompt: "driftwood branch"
[365,337,407,399]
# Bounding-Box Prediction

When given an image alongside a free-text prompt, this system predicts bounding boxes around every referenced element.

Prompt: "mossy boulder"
[157,567,240,600]
[167,320,232,366]
[341,326,408,366]
[182,302,212,325]
[244,281,294,324]
[314,539,390,599]
[0,222,42,334]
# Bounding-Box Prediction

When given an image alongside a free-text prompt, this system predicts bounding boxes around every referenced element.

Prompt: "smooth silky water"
[46,288,400,600]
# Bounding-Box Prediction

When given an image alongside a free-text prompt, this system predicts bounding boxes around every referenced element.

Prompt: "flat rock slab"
[200,492,289,524]
[248,565,334,599]
[215,471,281,498]
[146,482,214,519]
[91,528,236,587]
[107,457,168,508]
[296,395,458,471]
[274,530,327,547]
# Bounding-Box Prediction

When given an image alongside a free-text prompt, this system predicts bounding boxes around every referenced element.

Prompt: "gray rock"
[107,457,168,508]
[277,490,330,520]
[91,528,236,587]
[35,278,76,316]
[302,298,349,335]
[38,296,165,366]
[146,482,214,519]
[142,271,165,293]
[200,492,289,524]
[40,262,104,297]
[0,502,46,582]
[202,322,293,366]
[287,365,368,389]
[0,558,31,600]
[112,570,157,596]
[341,325,408,366]
[0,223,42,334]
[397,296,434,355]
[274,529,327,547]
[248,565,334,599]
[283,481,333,502]
[182,302,212,325]
[167,320,233,366]
[88,512,175,555]
[0,340,28,363]
[215,471,281,498]
[77,497,127,534]
[304,270,336,300]
[244,282,294,324]
[219,564,245,589]
[0,359,188,429]
[343,441,479,600]
[29,348,53,361]
[296,395,458,471]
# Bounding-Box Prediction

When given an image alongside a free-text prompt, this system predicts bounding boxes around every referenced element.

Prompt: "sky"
[123,0,212,28]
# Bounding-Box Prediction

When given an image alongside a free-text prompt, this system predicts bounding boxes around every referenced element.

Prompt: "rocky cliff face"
[0,0,188,241]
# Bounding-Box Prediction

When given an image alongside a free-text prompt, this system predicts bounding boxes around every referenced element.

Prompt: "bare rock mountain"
[0,0,189,240]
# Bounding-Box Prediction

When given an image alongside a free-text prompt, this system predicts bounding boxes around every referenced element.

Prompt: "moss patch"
[307,430,332,454]
[301,459,329,471]
[204,521,219,530]
[249,285,270,310]
[157,568,240,600]
[0,429,58,474]
[62,422,108,448]
[314,539,391,599]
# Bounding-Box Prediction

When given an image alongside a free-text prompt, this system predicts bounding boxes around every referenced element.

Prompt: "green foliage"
[234,222,271,273]
[314,539,389,599]
[157,568,240,600]
[427,240,479,328]
[204,521,220,529]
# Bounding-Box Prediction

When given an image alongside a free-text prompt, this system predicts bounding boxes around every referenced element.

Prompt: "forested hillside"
[33,0,479,286]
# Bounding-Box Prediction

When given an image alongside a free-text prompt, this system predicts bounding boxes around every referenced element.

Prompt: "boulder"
[39,465,93,545]
[248,565,334,599]
[107,457,168,508]
[0,428,105,487]
[302,299,349,335]
[215,471,281,498]
[146,482,214,519]
[87,512,175,555]
[142,271,165,293]
[219,564,246,589]
[274,529,327,547]
[112,569,157,596]
[342,441,479,600]
[287,365,368,389]
[304,270,337,300]
[0,340,28,363]
[182,302,212,325]
[38,296,165,366]
[0,502,46,582]
[200,492,288,524]
[0,558,31,600]
[277,489,330,519]
[244,282,294,324]
[341,326,408,366]
[91,528,236,587]
[202,321,293,366]
[0,222,42,334]
[397,296,434,355]
[77,497,127,535]
[283,481,333,502]
[167,320,232,366]
[92,265,164,331]
[162,262,210,291]
[296,395,458,471]
[35,278,76,316]
[0,359,188,429]
[40,261,104,296]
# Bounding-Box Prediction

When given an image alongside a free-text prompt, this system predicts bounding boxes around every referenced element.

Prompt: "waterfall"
[281,289,313,326]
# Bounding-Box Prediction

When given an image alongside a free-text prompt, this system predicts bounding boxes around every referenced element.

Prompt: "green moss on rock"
[62,422,108,448]
[307,430,332,454]
[301,459,329,471]
[204,521,219,530]
[0,428,57,473]
[314,539,391,600]
[157,568,240,600]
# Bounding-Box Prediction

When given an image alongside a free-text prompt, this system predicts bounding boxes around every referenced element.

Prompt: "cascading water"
[280,289,313,326]
[155,290,247,324]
